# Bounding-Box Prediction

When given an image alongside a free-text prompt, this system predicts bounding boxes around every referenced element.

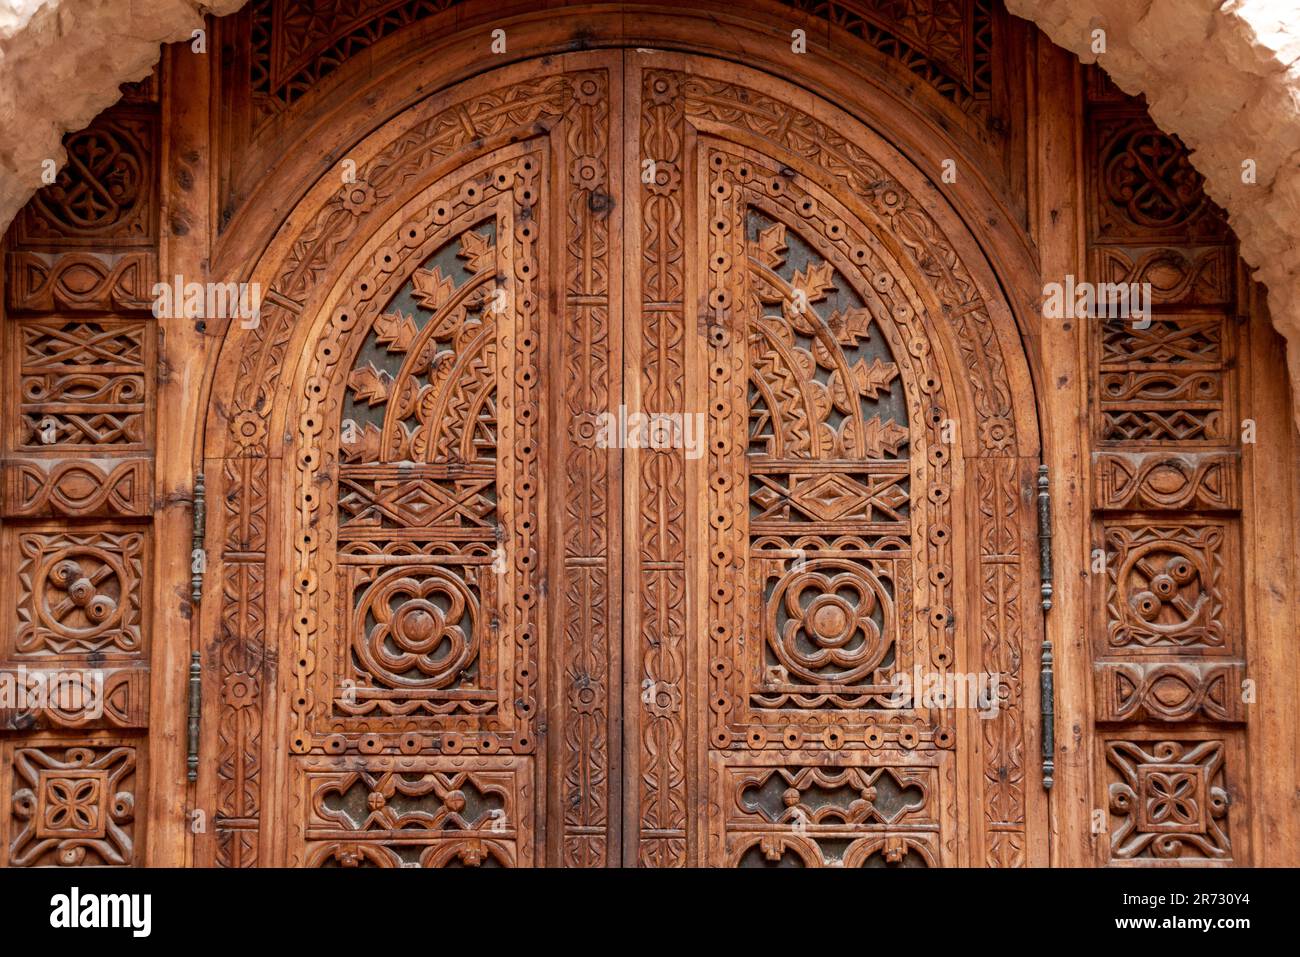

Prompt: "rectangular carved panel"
[1094,661,1245,723]
[1083,64,1250,867]
[2,456,153,517]
[292,755,533,867]
[3,739,142,866]
[0,666,148,730]
[1096,315,1232,445]
[5,250,157,313]
[1092,451,1239,511]
[709,752,944,867]
[11,319,152,451]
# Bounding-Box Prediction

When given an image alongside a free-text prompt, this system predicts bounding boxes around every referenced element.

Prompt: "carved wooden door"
[199,50,1043,868]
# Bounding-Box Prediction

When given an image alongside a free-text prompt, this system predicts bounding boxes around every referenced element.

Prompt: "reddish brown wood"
[0,0,1292,869]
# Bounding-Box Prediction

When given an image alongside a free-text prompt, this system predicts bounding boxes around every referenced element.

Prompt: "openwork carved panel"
[711,753,941,867]
[9,320,150,451]
[240,0,997,127]
[298,755,532,867]
[704,144,952,758]
[778,0,994,122]
[1096,315,1232,445]
[13,114,159,247]
[294,152,540,752]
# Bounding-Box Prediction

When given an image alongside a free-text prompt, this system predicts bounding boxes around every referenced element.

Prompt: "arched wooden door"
[198,50,1044,867]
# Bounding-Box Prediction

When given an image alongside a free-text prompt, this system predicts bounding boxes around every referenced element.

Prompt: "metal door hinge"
[1036,465,1053,611]
[191,472,206,604]
[1036,465,1055,790]
[187,652,201,783]
[1040,639,1054,790]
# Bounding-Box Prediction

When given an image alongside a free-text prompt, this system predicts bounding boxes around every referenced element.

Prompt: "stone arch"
[4,0,1295,418]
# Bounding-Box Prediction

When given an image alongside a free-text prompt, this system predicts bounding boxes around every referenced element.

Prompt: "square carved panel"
[1099,518,1237,656]
[13,111,159,248]
[1099,733,1245,866]
[8,526,147,659]
[4,740,140,866]
[1085,112,1229,247]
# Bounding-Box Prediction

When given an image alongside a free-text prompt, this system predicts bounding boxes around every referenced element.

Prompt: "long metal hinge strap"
[1036,465,1055,790]
[1040,639,1055,790]
[187,652,201,783]
[191,471,206,603]
[1036,465,1053,611]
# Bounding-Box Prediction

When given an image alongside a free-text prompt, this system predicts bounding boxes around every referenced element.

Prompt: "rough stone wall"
[0,0,245,222]
[2,0,1298,417]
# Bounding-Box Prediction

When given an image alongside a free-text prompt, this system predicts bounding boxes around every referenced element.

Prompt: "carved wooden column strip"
[0,69,163,868]
[552,67,621,866]
[624,66,691,867]
[1082,66,1249,866]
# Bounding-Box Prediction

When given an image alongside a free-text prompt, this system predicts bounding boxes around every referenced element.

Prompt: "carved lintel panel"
[5,741,141,867]
[1094,661,1246,724]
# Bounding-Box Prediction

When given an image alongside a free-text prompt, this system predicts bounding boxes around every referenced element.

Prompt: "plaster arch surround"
[2,0,1298,418]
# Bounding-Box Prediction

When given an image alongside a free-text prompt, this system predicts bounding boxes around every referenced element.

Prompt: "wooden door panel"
[286,142,545,866]
[194,57,628,867]
[695,136,959,866]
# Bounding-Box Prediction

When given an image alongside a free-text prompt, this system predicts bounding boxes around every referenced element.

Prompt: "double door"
[201,51,1042,867]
